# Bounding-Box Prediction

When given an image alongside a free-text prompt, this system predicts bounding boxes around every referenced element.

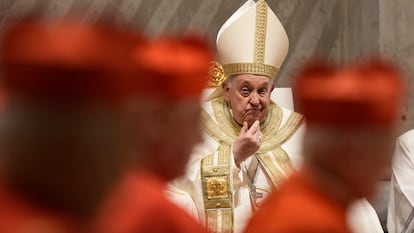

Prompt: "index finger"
[247,120,260,134]
[239,121,249,135]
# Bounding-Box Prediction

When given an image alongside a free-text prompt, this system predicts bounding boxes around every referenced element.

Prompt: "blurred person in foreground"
[92,36,213,233]
[244,59,406,233]
[167,1,384,233]
[0,17,139,232]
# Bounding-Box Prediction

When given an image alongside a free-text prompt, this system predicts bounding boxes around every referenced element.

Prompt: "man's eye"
[241,88,250,96]
[259,89,267,96]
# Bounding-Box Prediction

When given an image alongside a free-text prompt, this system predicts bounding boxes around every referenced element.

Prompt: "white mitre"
[206,0,289,100]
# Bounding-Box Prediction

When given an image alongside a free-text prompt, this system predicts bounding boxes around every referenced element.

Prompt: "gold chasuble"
[200,97,303,233]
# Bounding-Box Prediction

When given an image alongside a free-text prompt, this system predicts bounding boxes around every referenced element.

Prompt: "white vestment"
[168,89,383,233]
[388,129,414,233]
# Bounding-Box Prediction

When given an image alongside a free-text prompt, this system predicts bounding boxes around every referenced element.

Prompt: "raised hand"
[233,120,262,168]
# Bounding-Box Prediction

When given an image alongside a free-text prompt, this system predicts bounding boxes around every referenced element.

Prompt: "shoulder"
[245,175,349,233]
[142,196,207,233]
[95,172,206,233]
[270,103,303,122]
[398,129,414,149]
[0,185,78,233]
[281,106,304,123]
[271,104,305,137]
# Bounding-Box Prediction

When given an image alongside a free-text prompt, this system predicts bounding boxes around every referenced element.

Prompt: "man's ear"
[222,81,230,102]
[270,83,275,93]
[138,102,168,144]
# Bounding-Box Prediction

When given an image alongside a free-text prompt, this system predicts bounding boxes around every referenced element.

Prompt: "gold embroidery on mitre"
[207,61,226,87]
[222,63,278,79]
[254,0,267,64]
[220,0,279,80]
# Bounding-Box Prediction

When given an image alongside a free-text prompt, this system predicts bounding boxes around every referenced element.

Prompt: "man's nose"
[249,93,260,105]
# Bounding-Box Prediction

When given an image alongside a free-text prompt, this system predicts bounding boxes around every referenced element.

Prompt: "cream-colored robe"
[388,129,414,233]
[168,96,383,233]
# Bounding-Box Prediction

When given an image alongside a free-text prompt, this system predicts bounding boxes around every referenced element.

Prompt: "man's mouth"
[243,109,263,119]
[245,109,262,114]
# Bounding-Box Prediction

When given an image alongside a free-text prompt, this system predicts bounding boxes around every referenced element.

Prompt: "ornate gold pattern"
[203,97,302,152]
[256,148,294,186]
[206,209,233,233]
[207,177,228,199]
[202,145,234,233]
[219,0,278,80]
[208,61,227,87]
[201,159,232,208]
[206,210,218,231]
[255,0,267,64]
[258,111,303,153]
[222,63,278,79]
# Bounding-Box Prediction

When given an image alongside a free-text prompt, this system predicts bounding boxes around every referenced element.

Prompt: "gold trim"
[206,209,233,233]
[206,210,218,231]
[201,152,232,209]
[220,0,278,80]
[258,110,303,153]
[255,0,267,64]
[202,97,302,152]
[256,148,294,186]
[222,63,278,79]
[207,61,226,88]
[201,110,234,145]
[201,145,234,233]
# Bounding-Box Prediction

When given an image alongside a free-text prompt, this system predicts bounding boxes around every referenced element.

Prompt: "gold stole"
[200,97,303,233]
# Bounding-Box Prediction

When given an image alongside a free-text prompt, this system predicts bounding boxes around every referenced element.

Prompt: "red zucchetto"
[293,59,406,127]
[0,18,142,104]
[132,35,214,101]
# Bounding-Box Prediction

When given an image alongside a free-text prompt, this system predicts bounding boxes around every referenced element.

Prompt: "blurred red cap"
[0,18,142,105]
[132,35,214,101]
[293,59,406,127]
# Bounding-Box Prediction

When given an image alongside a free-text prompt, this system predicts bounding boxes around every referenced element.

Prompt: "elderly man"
[168,1,384,233]
[0,17,139,232]
[92,36,214,233]
[244,59,406,233]
[168,1,303,232]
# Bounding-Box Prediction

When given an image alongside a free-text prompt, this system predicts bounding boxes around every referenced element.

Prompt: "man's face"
[223,74,274,127]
